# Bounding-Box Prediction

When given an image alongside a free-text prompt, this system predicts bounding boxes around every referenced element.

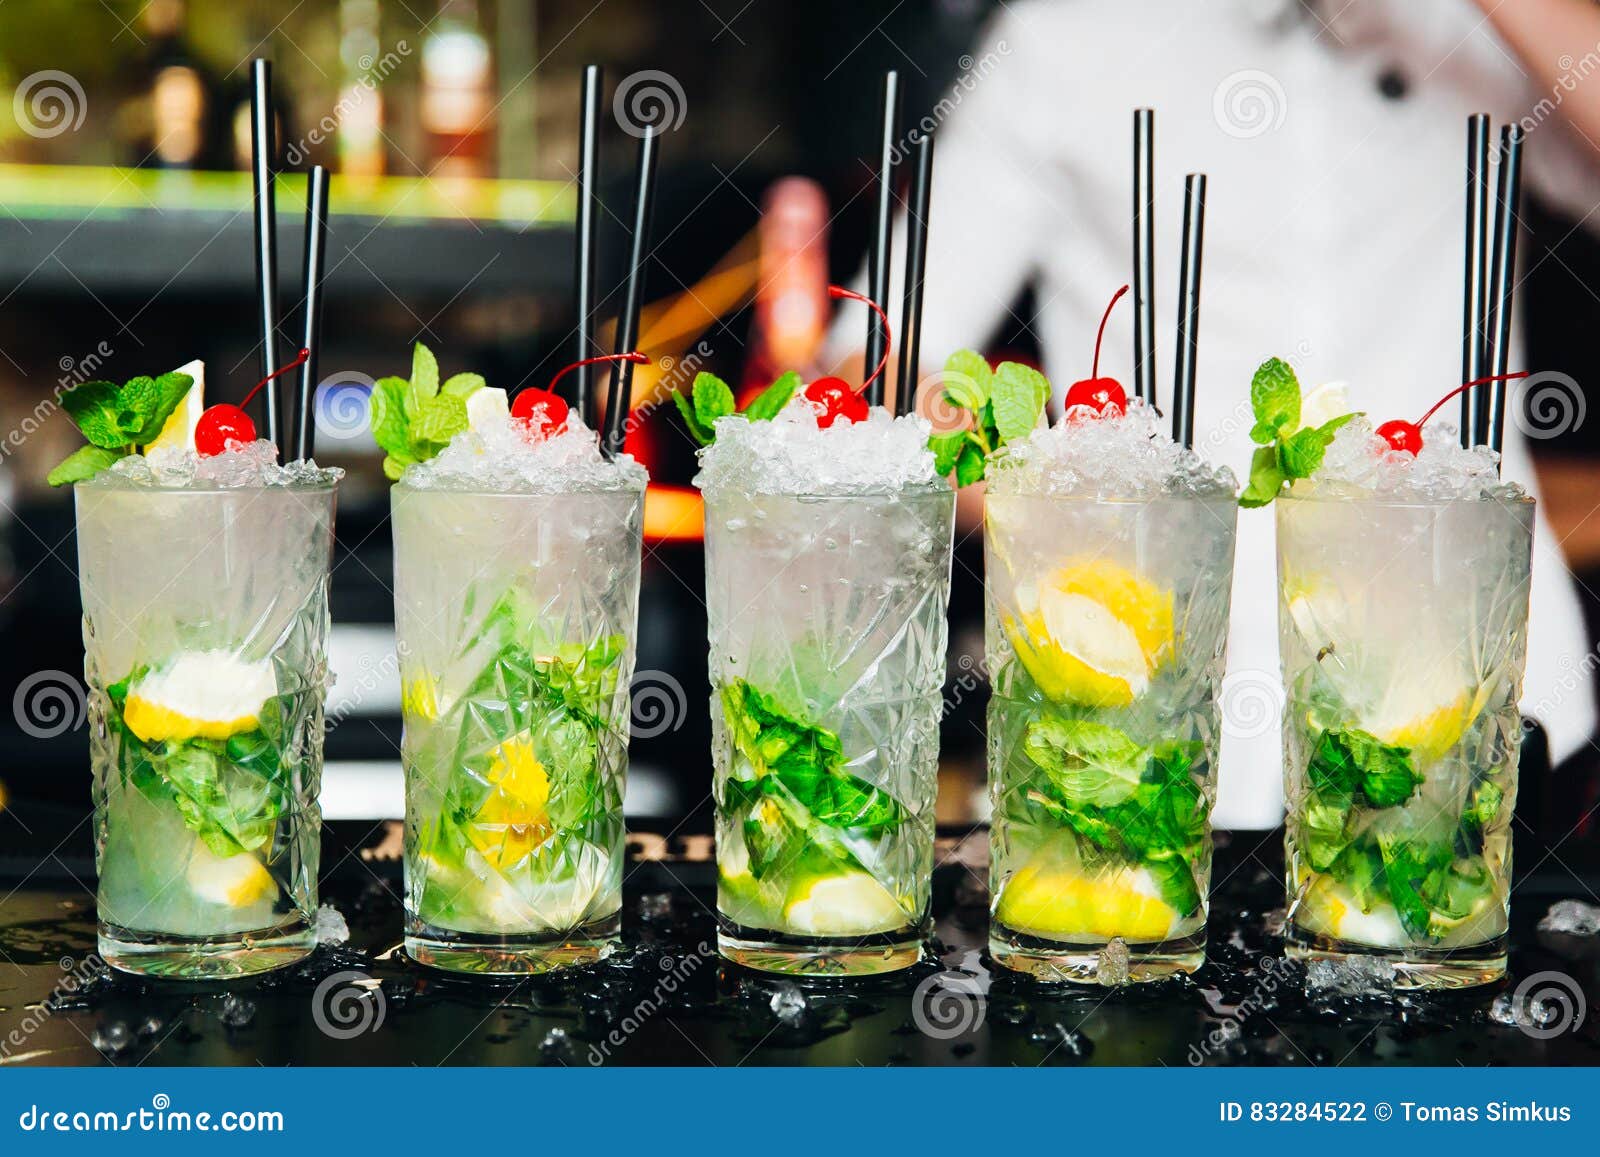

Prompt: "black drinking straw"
[575,65,604,427]
[250,59,284,456]
[1132,109,1156,407]
[864,70,900,410]
[602,124,659,459]
[1461,114,1491,447]
[1486,123,1525,460]
[895,130,934,418]
[1171,173,1206,449]
[294,165,329,462]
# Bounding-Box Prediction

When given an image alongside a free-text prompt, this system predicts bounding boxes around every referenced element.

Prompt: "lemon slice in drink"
[996,861,1178,942]
[467,736,554,869]
[122,651,276,743]
[466,387,509,433]
[1004,559,1173,707]
[186,842,278,907]
[1366,672,1487,765]
[1295,874,1407,949]
[782,870,904,935]
[143,359,206,453]
[1297,381,1349,431]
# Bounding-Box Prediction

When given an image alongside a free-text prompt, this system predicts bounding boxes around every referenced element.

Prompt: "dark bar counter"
[1,809,1596,1067]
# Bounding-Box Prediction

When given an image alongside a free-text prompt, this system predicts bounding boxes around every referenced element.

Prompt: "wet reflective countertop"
[2,809,1597,1067]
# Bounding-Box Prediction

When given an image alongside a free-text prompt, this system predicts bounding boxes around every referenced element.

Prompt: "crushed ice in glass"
[1538,899,1600,936]
[88,440,342,489]
[1296,416,1527,501]
[694,398,938,496]
[402,410,646,493]
[987,399,1236,498]
[1304,955,1395,998]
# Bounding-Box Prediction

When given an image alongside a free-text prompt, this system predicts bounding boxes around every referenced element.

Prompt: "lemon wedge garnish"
[997,861,1177,942]
[465,387,509,433]
[1297,381,1349,431]
[144,359,205,453]
[1004,559,1173,707]
[122,651,276,743]
[1366,672,1489,765]
[782,870,905,935]
[186,842,278,908]
[467,737,553,869]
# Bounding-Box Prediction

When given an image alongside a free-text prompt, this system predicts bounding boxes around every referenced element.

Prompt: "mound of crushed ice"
[401,411,646,493]
[89,440,342,489]
[694,398,939,496]
[1294,416,1526,502]
[986,399,1236,498]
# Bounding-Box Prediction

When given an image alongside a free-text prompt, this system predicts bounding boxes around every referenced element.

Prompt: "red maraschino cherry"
[803,286,890,428]
[195,347,310,457]
[1064,285,1130,418]
[1376,370,1531,455]
[517,352,648,441]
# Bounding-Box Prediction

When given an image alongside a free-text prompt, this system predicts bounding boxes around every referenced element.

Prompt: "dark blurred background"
[0,0,1596,840]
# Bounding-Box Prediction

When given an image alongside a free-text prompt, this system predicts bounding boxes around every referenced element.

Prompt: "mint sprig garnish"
[929,349,1049,486]
[46,370,196,486]
[1238,357,1359,508]
[670,370,800,446]
[369,341,487,480]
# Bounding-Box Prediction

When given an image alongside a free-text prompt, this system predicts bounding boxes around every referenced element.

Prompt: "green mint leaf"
[942,349,992,411]
[60,380,127,449]
[692,372,737,429]
[1299,795,1354,872]
[47,444,123,486]
[1308,728,1420,809]
[411,392,468,446]
[369,376,412,458]
[742,371,799,421]
[1278,424,1334,480]
[670,390,715,445]
[1238,444,1286,507]
[382,455,411,481]
[1248,357,1300,444]
[1144,855,1202,917]
[928,431,966,477]
[990,361,1050,445]
[1022,717,1147,807]
[1329,840,1386,912]
[1377,836,1452,940]
[953,440,987,486]
[123,371,195,445]
[441,372,486,399]
[410,342,440,405]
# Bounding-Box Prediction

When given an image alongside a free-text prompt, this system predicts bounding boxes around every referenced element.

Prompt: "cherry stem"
[241,347,310,409]
[1092,285,1130,380]
[829,285,891,397]
[1415,370,1532,429]
[538,352,648,401]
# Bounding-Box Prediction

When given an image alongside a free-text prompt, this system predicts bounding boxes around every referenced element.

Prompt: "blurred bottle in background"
[338,0,387,178]
[421,0,493,180]
[130,0,225,169]
[744,177,829,394]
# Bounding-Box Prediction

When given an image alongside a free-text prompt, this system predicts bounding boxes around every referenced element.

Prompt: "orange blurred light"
[643,484,703,543]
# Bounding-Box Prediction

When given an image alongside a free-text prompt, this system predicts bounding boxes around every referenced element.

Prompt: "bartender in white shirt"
[828,0,1600,828]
